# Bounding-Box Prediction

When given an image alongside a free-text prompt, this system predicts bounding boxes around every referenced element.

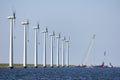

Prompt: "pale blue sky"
[0,0,120,67]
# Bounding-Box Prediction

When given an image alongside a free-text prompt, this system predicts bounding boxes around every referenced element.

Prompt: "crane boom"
[82,34,96,66]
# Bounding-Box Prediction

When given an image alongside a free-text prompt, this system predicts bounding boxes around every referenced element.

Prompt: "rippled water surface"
[0,67,120,80]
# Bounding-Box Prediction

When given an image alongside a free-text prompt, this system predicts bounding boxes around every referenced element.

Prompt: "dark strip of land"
[0,63,76,68]
[0,64,43,68]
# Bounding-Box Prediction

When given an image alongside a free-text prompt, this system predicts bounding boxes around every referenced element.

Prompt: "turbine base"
[23,66,27,68]
[35,66,38,68]
[9,66,14,69]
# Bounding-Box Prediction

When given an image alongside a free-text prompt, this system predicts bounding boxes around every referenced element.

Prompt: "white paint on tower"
[7,12,16,68]
[42,27,48,67]
[33,24,39,68]
[21,20,29,68]
[56,34,60,67]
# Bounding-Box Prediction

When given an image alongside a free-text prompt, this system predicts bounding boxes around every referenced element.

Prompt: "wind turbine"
[7,12,16,68]
[21,20,29,68]
[42,27,48,68]
[61,36,66,67]
[65,37,70,67]
[49,31,55,67]
[33,24,39,68]
[56,34,60,67]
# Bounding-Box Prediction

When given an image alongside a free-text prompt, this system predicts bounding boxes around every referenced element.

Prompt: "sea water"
[0,67,120,80]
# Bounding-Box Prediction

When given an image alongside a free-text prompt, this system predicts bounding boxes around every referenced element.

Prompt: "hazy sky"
[0,0,120,67]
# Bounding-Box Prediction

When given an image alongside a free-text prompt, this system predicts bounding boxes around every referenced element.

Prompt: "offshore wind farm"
[1,11,112,68]
[0,11,115,68]
[0,0,120,68]
[4,12,70,68]
[0,0,120,80]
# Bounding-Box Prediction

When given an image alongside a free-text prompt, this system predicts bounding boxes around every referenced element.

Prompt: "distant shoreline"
[0,64,75,68]
[0,64,43,68]
[1,64,119,68]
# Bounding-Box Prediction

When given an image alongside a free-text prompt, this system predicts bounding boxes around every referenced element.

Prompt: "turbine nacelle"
[8,16,15,19]
[21,20,29,25]
[42,27,48,33]
[56,33,61,39]
[8,11,16,19]
[61,36,66,41]
[65,36,70,42]
[33,24,39,29]
[50,31,55,36]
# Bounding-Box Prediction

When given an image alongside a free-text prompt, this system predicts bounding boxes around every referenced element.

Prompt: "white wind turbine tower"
[7,12,16,68]
[49,31,55,67]
[65,37,70,67]
[33,24,39,68]
[56,34,60,67]
[61,36,66,67]
[42,27,48,67]
[21,20,29,68]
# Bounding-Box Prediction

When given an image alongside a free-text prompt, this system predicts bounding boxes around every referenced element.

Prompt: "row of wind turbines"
[7,12,70,68]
